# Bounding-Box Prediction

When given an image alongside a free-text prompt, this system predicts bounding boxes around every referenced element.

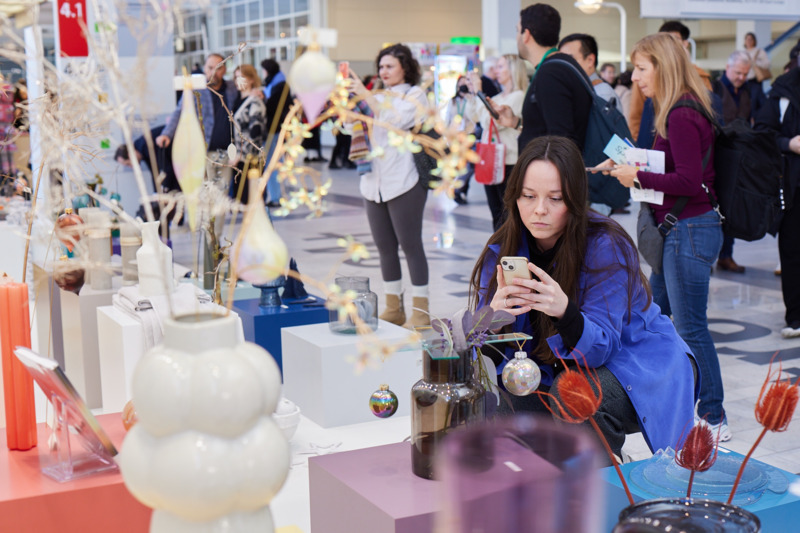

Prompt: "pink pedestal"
[309,442,438,533]
[309,441,560,533]
[0,413,151,532]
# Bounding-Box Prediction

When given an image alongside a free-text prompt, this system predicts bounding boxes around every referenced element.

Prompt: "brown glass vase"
[411,347,485,480]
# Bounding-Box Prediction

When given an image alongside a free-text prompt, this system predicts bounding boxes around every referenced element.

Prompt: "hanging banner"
[641,0,800,19]
[57,0,89,57]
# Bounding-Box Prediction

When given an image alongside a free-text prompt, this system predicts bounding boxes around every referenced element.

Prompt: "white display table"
[281,321,421,428]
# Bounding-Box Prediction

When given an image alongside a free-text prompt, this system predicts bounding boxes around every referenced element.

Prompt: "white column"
[24,26,47,204]
[482,0,521,59]
[735,20,772,50]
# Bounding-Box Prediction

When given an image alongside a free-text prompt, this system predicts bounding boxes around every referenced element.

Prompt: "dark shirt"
[523,233,584,350]
[265,81,292,136]
[481,75,500,98]
[207,89,232,151]
[518,52,592,154]
[714,74,751,125]
[134,125,179,192]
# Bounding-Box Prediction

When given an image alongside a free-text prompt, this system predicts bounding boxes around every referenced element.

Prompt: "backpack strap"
[546,57,596,100]
[665,99,725,222]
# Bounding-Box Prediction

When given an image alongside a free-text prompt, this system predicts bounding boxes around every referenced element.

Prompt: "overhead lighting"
[574,0,603,14]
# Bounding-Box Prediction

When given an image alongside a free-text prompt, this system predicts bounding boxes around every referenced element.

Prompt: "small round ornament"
[502,351,541,396]
[369,384,398,418]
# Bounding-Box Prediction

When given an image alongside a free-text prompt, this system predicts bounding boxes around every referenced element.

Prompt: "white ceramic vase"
[137,221,174,297]
[118,312,289,533]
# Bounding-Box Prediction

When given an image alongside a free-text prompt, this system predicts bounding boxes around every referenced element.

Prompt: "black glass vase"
[411,346,485,480]
[614,498,760,532]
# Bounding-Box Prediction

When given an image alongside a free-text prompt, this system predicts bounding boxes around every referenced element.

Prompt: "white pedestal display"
[97,305,245,413]
[96,306,144,413]
[281,321,422,428]
[118,313,289,533]
[60,277,121,409]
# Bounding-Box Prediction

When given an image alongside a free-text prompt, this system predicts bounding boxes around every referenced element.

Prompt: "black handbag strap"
[657,103,719,236]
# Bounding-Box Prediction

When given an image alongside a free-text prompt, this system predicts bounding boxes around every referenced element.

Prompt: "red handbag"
[474,119,506,185]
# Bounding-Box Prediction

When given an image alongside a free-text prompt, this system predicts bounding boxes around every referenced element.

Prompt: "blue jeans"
[650,210,725,424]
[264,135,282,203]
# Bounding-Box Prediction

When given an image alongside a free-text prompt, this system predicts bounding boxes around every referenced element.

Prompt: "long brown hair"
[468,136,651,364]
[631,33,713,139]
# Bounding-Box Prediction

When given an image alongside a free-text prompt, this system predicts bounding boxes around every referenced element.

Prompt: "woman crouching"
[470,135,698,457]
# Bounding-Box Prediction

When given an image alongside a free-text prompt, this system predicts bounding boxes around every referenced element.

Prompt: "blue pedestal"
[602,448,800,532]
[233,295,329,373]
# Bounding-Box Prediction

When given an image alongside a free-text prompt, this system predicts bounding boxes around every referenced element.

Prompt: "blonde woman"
[466,54,529,231]
[231,64,267,203]
[606,33,729,441]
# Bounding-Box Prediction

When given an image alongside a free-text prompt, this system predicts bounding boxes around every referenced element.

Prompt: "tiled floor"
[172,161,800,474]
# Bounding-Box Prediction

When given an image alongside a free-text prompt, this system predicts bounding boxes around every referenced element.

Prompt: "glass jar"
[328,276,378,334]
[411,345,485,480]
[614,498,760,532]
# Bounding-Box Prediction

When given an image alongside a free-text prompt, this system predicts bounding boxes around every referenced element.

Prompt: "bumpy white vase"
[118,312,289,532]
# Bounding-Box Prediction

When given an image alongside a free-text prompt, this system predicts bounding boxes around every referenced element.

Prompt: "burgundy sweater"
[636,94,716,224]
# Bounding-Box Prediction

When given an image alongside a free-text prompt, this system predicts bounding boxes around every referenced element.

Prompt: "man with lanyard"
[494,3,592,156]
[156,53,239,155]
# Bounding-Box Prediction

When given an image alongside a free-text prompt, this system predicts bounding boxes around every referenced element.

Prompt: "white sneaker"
[701,419,732,442]
[781,325,800,339]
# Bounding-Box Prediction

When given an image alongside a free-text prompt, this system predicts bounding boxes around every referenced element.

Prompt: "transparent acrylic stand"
[412,326,533,359]
[42,394,118,483]
[13,347,119,483]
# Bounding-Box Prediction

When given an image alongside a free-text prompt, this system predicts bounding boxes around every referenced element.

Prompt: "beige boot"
[379,293,406,325]
[404,296,431,329]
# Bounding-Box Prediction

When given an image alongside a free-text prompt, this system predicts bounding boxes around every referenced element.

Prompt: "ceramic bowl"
[273,398,301,441]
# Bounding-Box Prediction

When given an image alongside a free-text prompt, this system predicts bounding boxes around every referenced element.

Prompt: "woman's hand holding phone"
[493,258,568,319]
[476,91,500,120]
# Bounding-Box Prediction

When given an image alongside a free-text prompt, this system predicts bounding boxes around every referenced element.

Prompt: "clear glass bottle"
[328,276,378,334]
[411,347,485,480]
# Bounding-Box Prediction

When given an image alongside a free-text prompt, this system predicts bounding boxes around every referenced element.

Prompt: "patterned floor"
[172,161,800,474]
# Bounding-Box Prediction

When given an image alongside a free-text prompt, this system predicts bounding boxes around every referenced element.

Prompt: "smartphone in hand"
[338,61,350,79]
[585,165,612,173]
[476,91,500,120]
[500,256,532,285]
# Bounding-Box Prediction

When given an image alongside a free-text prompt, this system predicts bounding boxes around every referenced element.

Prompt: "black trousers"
[496,366,637,459]
[484,165,512,232]
[780,190,800,327]
[496,356,698,460]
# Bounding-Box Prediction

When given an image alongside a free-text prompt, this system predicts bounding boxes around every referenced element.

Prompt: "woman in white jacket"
[348,44,431,328]
[466,54,529,231]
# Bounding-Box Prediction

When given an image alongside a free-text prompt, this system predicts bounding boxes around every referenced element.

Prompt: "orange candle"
[0,275,37,450]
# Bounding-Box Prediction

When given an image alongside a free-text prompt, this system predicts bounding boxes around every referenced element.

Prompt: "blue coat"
[478,215,699,452]
[162,79,240,146]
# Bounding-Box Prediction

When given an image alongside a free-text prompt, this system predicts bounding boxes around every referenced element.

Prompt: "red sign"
[57,0,88,57]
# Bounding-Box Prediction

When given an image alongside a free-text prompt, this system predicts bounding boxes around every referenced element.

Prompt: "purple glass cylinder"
[434,414,604,533]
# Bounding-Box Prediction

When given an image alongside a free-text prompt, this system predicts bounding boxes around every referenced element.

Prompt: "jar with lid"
[328,276,378,334]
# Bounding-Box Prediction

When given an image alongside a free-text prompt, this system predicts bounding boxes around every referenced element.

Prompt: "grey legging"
[364,182,429,286]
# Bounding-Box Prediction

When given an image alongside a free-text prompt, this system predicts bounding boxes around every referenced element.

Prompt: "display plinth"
[0,413,151,532]
[60,277,121,409]
[234,295,329,372]
[33,263,65,369]
[309,442,438,533]
[281,321,420,428]
[97,305,245,413]
[96,306,144,413]
[602,448,800,532]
